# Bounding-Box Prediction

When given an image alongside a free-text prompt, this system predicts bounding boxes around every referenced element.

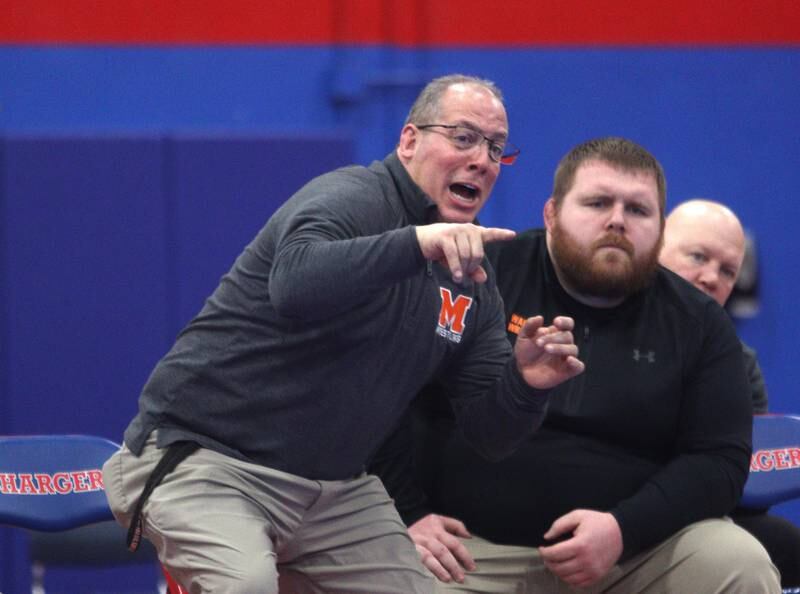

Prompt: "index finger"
[540,541,579,565]
[518,315,544,339]
[479,227,516,244]
[440,516,472,538]
[543,510,582,543]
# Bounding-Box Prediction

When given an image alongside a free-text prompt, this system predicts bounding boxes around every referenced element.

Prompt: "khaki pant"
[435,519,780,594]
[102,435,434,594]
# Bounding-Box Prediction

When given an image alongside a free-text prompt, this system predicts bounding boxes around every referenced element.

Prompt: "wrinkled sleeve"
[265,174,425,320]
[611,303,752,560]
[369,271,550,525]
[368,409,434,526]
[438,281,551,463]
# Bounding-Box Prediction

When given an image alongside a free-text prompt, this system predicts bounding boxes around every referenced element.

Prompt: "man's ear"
[397,124,418,162]
[543,198,557,232]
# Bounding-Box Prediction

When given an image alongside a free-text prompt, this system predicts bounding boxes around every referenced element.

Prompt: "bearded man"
[371,137,780,593]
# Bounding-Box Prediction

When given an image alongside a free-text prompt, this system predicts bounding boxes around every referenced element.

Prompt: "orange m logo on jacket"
[438,288,473,337]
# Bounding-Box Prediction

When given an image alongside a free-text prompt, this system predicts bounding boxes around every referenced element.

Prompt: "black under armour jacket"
[373,228,752,561]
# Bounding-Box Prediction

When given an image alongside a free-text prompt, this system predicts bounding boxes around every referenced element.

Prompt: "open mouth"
[449,183,479,202]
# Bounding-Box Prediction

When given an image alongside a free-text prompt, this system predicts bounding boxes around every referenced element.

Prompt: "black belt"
[126,441,200,552]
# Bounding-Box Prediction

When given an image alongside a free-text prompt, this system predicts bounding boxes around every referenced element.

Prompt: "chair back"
[0,435,118,531]
[0,434,187,593]
[742,414,800,508]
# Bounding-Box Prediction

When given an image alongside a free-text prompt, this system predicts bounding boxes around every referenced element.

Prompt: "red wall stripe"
[3,0,799,45]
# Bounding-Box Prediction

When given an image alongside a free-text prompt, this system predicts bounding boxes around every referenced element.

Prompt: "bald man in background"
[660,200,766,411]
[660,198,800,588]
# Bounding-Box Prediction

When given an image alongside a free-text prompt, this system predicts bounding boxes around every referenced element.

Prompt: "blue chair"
[742,415,800,594]
[742,414,800,509]
[0,434,182,593]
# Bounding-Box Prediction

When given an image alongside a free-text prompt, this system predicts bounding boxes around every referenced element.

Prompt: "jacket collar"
[383,151,440,224]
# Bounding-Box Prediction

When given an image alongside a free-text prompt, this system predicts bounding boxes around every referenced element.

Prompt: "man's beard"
[549,222,662,299]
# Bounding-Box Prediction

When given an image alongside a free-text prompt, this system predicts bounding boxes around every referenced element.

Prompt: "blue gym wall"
[1,2,799,591]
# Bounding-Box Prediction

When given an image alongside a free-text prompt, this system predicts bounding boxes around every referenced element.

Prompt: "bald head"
[659,199,746,306]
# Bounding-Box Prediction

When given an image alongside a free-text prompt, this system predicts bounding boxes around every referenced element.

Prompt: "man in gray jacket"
[103,74,584,593]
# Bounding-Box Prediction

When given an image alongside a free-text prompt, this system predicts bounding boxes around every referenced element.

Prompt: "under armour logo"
[633,349,655,363]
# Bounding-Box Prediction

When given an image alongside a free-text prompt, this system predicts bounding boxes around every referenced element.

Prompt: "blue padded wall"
[0,132,354,593]
[1,41,799,589]
[3,136,169,439]
[167,134,353,334]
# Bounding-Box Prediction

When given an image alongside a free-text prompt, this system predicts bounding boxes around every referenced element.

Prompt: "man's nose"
[467,141,494,171]
[606,202,626,231]
[698,266,719,289]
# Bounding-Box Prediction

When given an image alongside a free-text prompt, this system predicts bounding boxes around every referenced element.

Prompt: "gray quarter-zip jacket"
[123,152,549,480]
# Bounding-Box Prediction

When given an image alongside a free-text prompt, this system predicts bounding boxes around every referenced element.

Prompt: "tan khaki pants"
[435,519,780,594]
[102,435,434,594]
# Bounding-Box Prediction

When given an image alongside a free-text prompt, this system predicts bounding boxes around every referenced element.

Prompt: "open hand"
[514,316,584,389]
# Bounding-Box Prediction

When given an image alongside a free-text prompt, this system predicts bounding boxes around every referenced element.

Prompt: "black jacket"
[372,228,752,561]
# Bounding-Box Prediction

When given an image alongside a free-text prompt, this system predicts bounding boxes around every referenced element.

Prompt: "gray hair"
[404,74,504,125]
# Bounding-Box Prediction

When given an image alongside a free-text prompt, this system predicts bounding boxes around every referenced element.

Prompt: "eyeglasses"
[417,124,520,165]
